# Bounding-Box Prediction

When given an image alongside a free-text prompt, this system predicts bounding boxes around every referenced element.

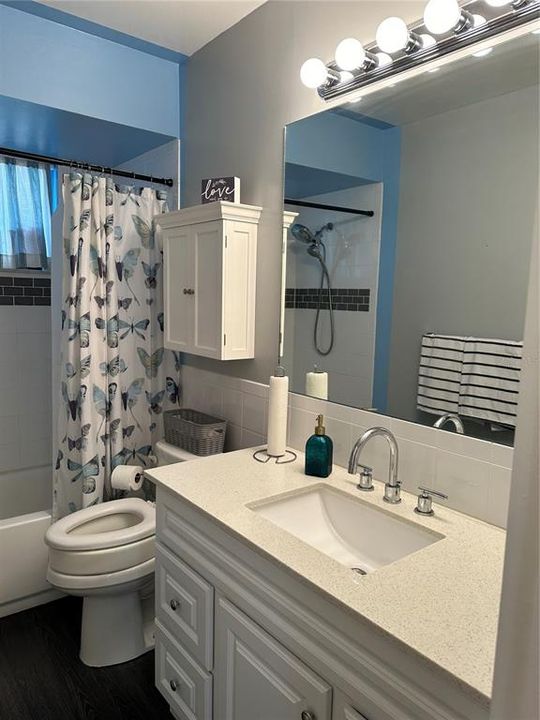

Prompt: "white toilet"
[45,440,197,667]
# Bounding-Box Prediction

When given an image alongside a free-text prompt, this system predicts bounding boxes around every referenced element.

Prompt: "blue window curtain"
[0,157,52,270]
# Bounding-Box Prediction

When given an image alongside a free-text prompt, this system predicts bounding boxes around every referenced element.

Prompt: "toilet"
[45,440,197,667]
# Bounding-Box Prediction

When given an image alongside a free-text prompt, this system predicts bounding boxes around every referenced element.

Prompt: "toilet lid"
[45,498,155,551]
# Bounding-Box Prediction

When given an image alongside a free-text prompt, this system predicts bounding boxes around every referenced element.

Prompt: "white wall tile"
[485,466,512,528]
[222,387,243,427]
[241,428,265,449]
[242,392,267,436]
[0,442,21,473]
[14,306,51,334]
[0,416,19,445]
[0,308,17,334]
[490,443,514,469]
[183,366,515,529]
[224,423,243,452]
[434,451,490,519]
[324,416,350,468]
[398,439,437,494]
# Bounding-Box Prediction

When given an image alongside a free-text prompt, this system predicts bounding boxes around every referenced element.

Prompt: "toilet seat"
[45,498,155,552]
[47,557,155,592]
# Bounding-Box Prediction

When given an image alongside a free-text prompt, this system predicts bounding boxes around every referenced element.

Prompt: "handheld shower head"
[291,223,315,245]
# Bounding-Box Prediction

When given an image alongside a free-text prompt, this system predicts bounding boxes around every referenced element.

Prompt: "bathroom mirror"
[280,29,539,446]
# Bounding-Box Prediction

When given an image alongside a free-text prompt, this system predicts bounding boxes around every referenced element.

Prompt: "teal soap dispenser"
[305,414,333,478]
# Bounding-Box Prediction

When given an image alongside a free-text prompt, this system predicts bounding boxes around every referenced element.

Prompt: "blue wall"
[286,111,401,411]
[0,3,184,138]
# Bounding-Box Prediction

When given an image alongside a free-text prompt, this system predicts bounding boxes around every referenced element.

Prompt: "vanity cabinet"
[155,485,489,720]
[158,201,261,360]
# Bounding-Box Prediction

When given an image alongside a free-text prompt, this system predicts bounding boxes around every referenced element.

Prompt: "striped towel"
[416,333,523,427]
[416,334,465,416]
[458,338,522,427]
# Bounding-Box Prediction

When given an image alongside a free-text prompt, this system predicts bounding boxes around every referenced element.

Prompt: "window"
[0,157,52,270]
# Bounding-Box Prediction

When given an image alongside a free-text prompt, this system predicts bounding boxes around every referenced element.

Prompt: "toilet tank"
[155,440,198,466]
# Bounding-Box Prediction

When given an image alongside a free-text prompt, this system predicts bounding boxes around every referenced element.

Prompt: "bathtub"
[0,509,62,618]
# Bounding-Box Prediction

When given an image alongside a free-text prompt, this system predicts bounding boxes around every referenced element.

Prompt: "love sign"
[201,177,241,204]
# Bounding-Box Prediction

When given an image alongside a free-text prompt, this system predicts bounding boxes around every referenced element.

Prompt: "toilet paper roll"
[111,465,143,492]
[267,373,289,457]
[305,370,328,400]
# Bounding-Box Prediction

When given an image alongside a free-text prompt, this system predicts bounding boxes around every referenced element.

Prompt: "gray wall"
[386,85,539,420]
[183,0,423,382]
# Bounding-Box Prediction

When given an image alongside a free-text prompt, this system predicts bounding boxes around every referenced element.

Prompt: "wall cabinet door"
[214,595,332,720]
[192,223,223,359]
[163,226,194,353]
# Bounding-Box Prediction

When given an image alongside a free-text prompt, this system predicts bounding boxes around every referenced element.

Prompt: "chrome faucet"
[433,413,465,434]
[348,427,401,504]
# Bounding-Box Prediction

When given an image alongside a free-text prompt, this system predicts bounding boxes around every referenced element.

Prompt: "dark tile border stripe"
[285,287,370,312]
[0,275,51,306]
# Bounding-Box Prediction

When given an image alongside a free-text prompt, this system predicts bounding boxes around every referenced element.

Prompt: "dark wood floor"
[0,596,172,720]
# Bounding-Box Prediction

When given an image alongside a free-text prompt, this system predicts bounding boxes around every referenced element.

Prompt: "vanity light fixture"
[300,0,539,97]
[376,16,421,53]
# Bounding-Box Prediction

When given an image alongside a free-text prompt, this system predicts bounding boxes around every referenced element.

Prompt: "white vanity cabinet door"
[214,595,332,720]
[333,691,370,720]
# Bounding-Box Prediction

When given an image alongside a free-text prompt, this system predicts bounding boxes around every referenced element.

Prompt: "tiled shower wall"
[0,279,51,519]
[181,364,513,529]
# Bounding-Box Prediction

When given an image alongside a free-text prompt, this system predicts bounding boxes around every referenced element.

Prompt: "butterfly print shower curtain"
[53,174,181,519]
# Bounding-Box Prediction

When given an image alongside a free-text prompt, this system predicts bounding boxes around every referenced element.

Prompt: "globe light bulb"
[335,38,366,71]
[375,52,393,68]
[340,71,354,83]
[300,58,328,88]
[376,17,410,54]
[485,0,512,6]
[423,0,461,35]
[420,34,437,49]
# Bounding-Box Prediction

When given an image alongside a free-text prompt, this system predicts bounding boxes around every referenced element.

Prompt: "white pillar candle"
[267,373,289,457]
[306,370,328,400]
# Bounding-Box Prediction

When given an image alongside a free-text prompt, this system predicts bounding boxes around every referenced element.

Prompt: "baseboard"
[0,588,65,619]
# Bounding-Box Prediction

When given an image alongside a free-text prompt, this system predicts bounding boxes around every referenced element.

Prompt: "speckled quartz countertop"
[147,447,506,706]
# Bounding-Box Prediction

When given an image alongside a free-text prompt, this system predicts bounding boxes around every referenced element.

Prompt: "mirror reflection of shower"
[291,222,335,355]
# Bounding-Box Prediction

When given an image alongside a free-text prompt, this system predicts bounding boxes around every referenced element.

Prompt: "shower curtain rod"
[0,146,174,187]
[284,198,374,217]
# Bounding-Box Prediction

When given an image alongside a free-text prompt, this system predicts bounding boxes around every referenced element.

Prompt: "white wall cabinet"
[158,202,261,360]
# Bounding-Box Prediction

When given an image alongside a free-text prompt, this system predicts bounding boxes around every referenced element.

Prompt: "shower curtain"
[53,174,180,520]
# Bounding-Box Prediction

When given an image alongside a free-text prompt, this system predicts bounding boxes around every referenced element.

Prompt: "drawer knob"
[169,598,180,611]
[169,679,178,692]
[301,713,315,720]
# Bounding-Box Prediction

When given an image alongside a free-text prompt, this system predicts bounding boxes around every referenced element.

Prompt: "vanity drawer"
[155,621,212,720]
[156,541,214,670]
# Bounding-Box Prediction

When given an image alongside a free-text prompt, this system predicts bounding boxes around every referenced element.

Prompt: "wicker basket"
[163,408,227,456]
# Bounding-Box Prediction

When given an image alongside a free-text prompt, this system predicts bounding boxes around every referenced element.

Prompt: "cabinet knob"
[183,288,195,295]
[169,679,178,692]
[301,712,315,720]
[169,598,180,611]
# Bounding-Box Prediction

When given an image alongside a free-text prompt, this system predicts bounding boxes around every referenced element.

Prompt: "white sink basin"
[249,485,443,574]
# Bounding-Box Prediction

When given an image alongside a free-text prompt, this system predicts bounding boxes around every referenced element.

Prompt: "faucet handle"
[356,464,374,492]
[415,486,448,516]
